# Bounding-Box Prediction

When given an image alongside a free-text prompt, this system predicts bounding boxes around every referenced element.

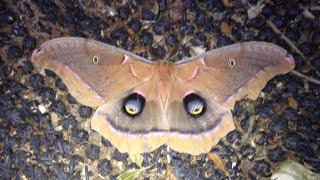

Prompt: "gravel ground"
[0,0,319,179]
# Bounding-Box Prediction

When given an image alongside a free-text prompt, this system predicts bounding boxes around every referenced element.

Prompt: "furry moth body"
[31,37,295,155]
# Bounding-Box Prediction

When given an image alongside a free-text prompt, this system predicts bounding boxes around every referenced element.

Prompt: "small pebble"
[255,103,275,119]
[97,159,112,176]
[286,79,304,93]
[282,108,301,123]
[185,0,197,9]
[268,146,285,162]
[298,17,313,30]
[246,16,265,28]
[12,24,27,36]
[240,144,256,160]
[9,81,25,94]
[128,19,141,33]
[180,22,195,35]
[150,45,166,59]
[5,108,26,127]
[0,1,6,11]
[269,118,288,133]
[255,131,268,146]
[140,31,153,45]
[23,36,37,51]
[101,137,112,147]
[39,87,55,102]
[298,42,316,55]
[195,10,206,26]
[254,160,271,177]
[112,149,128,161]
[261,3,273,17]
[240,116,256,132]
[208,0,224,11]
[45,69,56,77]
[78,106,92,118]
[258,28,275,42]
[0,10,15,24]
[178,46,190,59]
[216,35,233,47]
[153,20,170,35]
[165,34,178,47]
[191,32,206,46]
[286,5,302,18]
[49,100,66,115]
[141,9,155,21]
[67,94,77,104]
[312,31,320,45]
[272,15,286,28]
[118,6,130,20]
[283,133,305,152]
[21,60,34,74]
[72,129,89,144]
[7,45,23,60]
[61,116,78,130]
[285,28,301,42]
[55,79,67,91]
[29,74,44,89]
[111,28,128,43]
[311,56,320,69]
[85,144,100,160]
[226,131,241,144]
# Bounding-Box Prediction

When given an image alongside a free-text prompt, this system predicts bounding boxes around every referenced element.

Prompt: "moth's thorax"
[153,61,175,74]
[152,61,176,106]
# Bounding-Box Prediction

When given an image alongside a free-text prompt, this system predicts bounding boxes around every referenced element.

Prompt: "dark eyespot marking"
[228,58,236,68]
[183,93,206,117]
[92,55,99,64]
[122,93,145,117]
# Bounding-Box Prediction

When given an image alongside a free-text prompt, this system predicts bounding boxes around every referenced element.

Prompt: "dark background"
[0,0,319,179]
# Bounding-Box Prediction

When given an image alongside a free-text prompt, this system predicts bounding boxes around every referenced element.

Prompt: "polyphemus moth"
[31,37,295,155]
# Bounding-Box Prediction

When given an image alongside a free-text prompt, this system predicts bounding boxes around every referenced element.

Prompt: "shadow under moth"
[31,37,295,155]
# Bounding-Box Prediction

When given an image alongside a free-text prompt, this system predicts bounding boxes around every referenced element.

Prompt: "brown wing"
[32,37,154,107]
[175,41,295,109]
[32,37,167,154]
[163,79,236,155]
[91,79,169,154]
[163,41,295,155]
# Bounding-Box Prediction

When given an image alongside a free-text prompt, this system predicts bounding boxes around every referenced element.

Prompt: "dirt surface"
[0,0,320,179]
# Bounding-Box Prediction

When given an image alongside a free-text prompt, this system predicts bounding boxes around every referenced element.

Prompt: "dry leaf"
[165,164,177,180]
[132,46,147,54]
[288,96,298,109]
[222,0,230,7]
[117,167,149,180]
[168,0,185,22]
[247,0,265,19]
[207,152,228,175]
[129,153,144,167]
[220,22,233,34]
[271,160,320,180]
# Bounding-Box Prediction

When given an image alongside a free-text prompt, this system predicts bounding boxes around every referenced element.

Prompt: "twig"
[266,19,320,81]
[266,20,309,61]
[71,141,88,153]
[290,70,320,85]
